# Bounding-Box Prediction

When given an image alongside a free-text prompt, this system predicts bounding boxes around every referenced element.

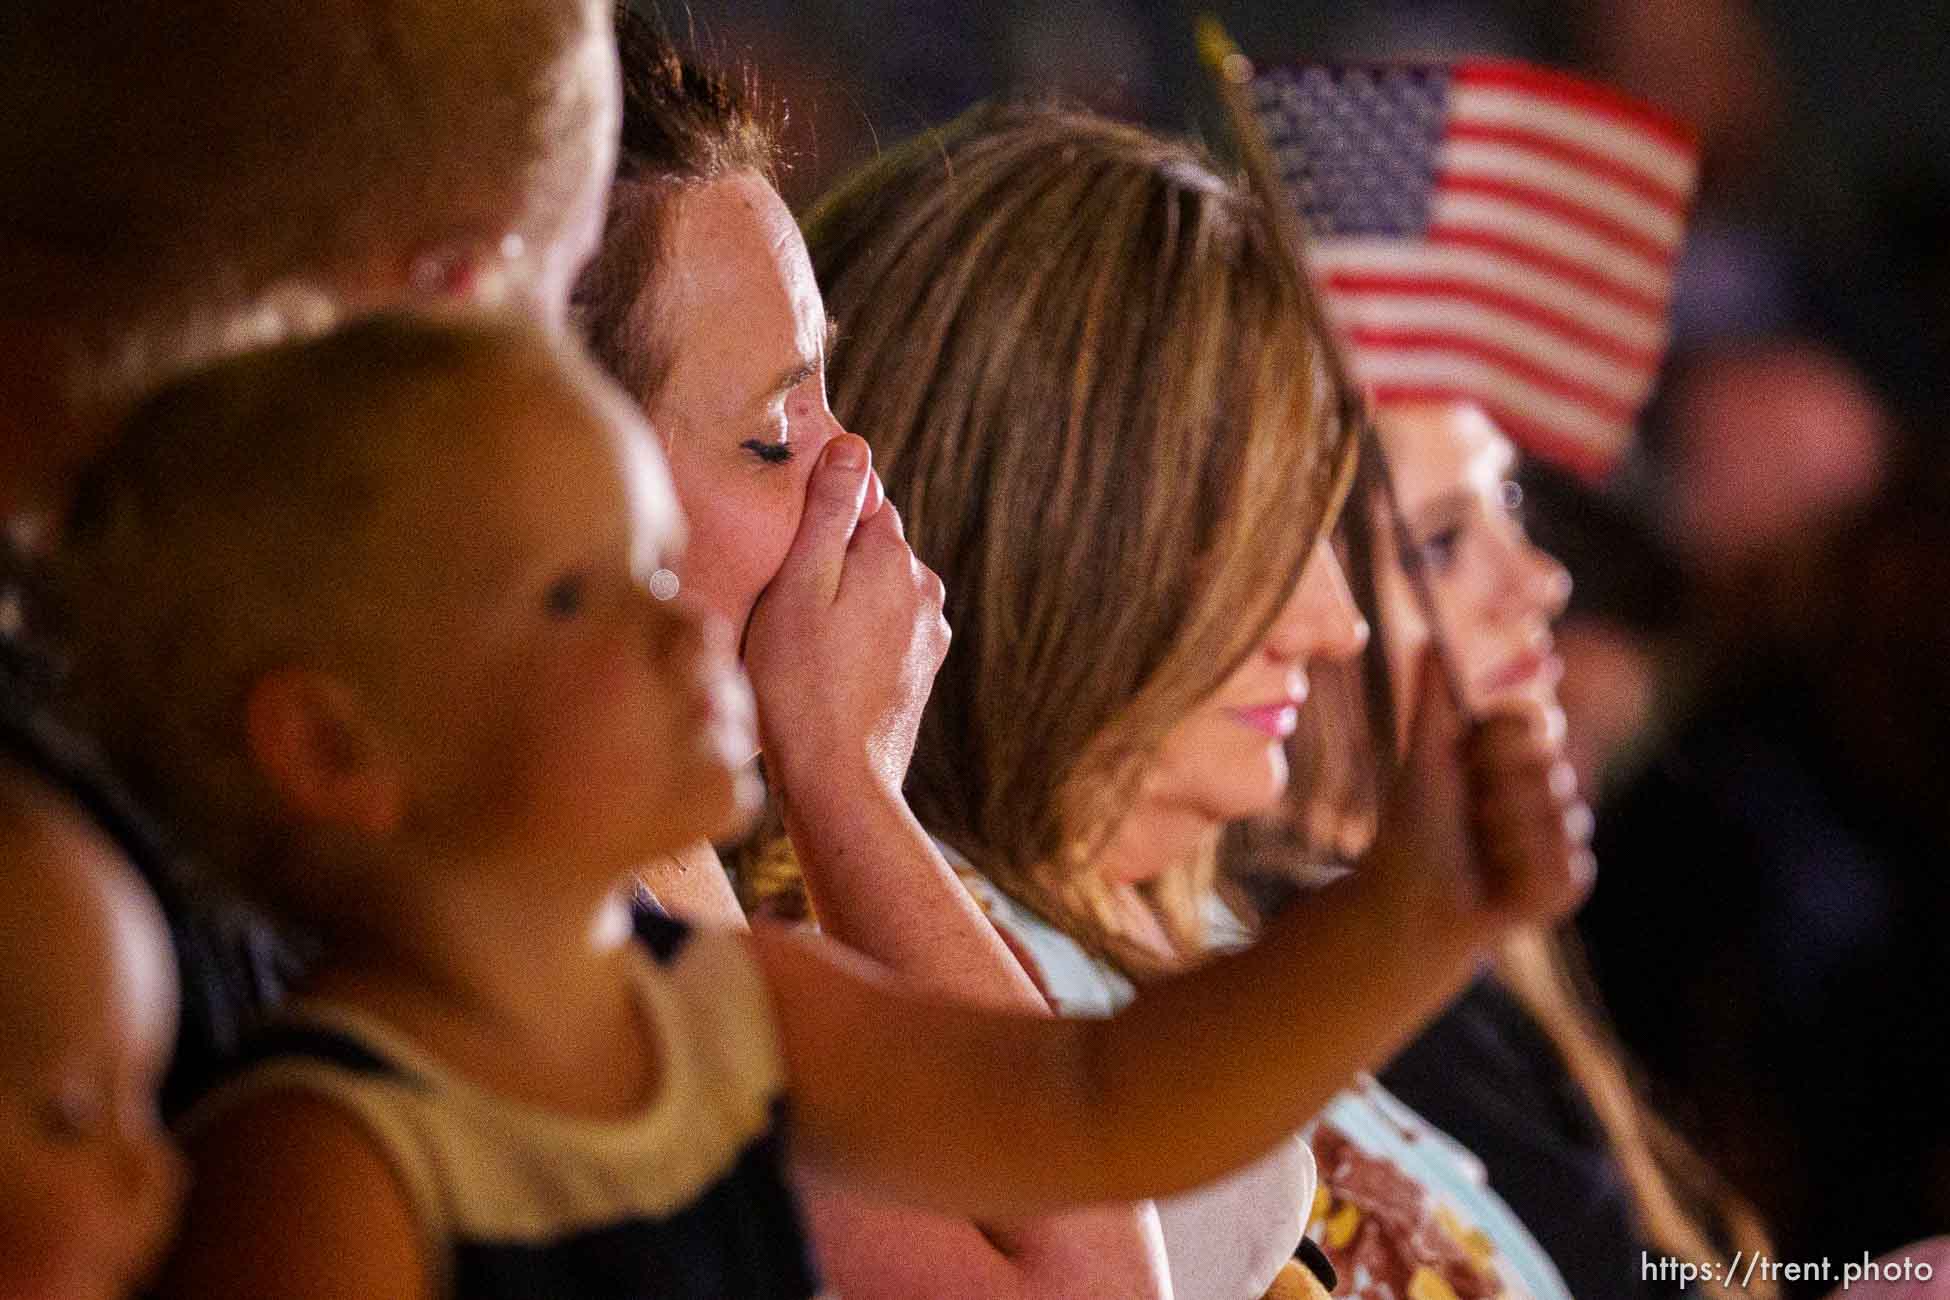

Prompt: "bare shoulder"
[156,1090,433,1300]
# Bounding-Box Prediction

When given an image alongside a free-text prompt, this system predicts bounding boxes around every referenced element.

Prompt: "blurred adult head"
[2,0,619,526]
[1658,340,1890,583]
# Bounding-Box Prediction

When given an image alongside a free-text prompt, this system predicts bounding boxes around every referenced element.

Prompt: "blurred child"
[0,752,183,1300]
[2,0,619,527]
[4,0,624,1121]
[57,313,1589,1299]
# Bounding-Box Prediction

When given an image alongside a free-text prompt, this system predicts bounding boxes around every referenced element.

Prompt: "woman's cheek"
[740,476,808,603]
[672,503,759,636]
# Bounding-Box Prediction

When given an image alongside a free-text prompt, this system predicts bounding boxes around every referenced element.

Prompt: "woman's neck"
[1096,800,1213,886]
[1087,803,1221,975]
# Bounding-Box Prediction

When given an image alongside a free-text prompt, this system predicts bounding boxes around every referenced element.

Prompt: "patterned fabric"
[189,932,818,1300]
[1309,1080,1573,1300]
[1380,976,1685,1299]
[1251,59,1698,480]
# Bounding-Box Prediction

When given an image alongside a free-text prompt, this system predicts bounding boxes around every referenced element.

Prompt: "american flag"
[1251,59,1699,480]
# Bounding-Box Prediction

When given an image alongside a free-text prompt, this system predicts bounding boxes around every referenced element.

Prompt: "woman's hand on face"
[744,434,951,802]
[1361,648,1594,939]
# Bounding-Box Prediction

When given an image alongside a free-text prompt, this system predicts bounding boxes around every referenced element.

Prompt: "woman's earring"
[649,568,681,601]
[407,231,525,302]
[407,246,478,299]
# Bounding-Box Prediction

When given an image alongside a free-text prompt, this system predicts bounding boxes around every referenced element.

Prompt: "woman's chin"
[1226,752,1292,821]
[1192,773,1290,828]
[717,764,767,837]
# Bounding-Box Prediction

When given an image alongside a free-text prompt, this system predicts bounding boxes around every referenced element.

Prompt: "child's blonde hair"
[2,0,616,423]
[53,314,596,923]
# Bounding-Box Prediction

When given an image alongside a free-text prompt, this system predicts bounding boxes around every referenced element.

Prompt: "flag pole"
[1194,15,1473,717]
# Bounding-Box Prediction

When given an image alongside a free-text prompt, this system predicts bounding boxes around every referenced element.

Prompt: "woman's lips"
[1481,646,1561,696]
[1230,703,1301,739]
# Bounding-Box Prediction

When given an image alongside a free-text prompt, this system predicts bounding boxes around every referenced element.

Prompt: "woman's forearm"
[781,775,1045,1012]
[780,779,1171,1291]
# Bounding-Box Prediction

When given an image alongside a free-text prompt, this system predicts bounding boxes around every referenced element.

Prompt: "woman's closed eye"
[739,437,795,466]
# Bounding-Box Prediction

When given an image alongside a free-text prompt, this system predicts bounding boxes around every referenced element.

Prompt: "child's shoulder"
[161,1084,432,1299]
[173,929,815,1299]
[196,927,791,1174]
[635,924,792,1129]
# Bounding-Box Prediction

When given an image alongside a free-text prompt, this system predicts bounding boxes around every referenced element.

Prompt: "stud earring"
[649,568,681,601]
[407,246,478,299]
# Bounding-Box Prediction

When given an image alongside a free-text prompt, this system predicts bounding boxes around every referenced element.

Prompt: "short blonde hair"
[805,104,1357,976]
[52,314,589,921]
[3,0,616,421]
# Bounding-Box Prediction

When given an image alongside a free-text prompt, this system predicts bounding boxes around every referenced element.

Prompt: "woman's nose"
[1482,518,1575,619]
[1267,544,1369,665]
[804,403,850,473]
[1502,537,1571,621]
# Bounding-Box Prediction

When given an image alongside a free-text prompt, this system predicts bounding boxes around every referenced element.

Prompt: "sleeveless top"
[188,928,819,1300]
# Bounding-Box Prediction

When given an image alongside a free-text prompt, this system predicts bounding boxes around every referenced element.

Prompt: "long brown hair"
[805,103,1356,976]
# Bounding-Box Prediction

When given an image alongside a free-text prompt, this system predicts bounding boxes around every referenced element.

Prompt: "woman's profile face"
[1372,401,1571,735]
[1116,541,1369,879]
[645,171,846,641]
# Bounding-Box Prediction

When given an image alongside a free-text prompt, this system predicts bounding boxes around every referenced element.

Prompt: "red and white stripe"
[1316,60,1697,481]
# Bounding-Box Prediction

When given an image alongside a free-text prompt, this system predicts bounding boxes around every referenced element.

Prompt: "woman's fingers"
[1462,702,1594,924]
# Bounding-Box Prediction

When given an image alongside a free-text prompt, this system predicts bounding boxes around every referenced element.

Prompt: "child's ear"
[244,668,405,837]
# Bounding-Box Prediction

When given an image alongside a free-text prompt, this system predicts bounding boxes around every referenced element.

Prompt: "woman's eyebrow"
[1407,491,1473,537]
[756,360,818,406]
[749,318,839,413]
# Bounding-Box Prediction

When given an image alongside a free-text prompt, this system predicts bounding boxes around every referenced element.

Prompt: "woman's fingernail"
[826,436,869,472]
